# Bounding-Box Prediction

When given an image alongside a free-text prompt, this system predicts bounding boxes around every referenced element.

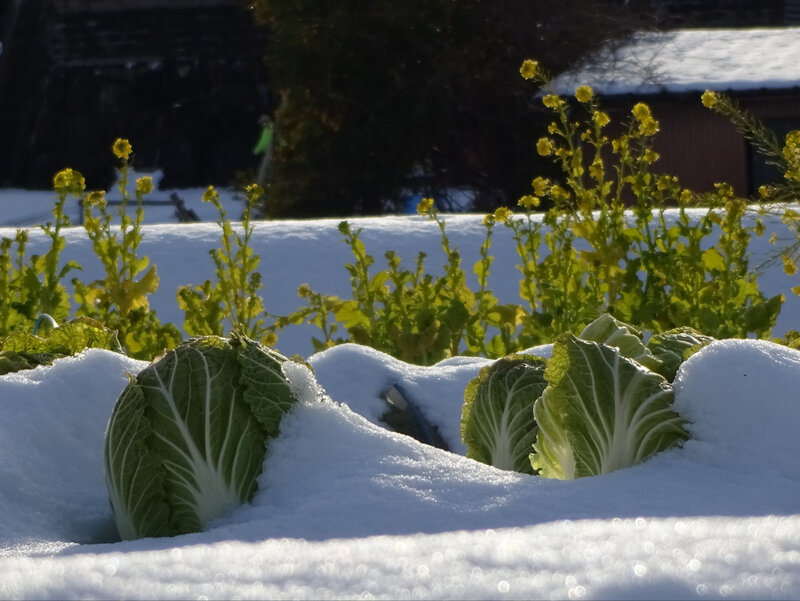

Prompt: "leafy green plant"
[459,313,700,479]
[0,316,121,375]
[511,61,781,341]
[276,208,483,364]
[461,354,547,474]
[531,333,689,479]
[177,184,274,346]
[104,332,304,540]
[0,171,82,335]
[72,140,181,359]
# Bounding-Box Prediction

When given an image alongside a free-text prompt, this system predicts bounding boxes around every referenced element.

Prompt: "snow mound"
[0,339,800,598]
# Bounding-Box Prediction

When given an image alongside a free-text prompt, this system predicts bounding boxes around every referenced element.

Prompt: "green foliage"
[274,204,523,364]
[459,314,696,478]
[104,332,302,540]
[0,175,81,336]
[177,184,274,346]
[71,147,181,360]
[0,316,122,375]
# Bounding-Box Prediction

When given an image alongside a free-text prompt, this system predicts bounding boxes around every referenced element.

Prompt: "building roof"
[550,27,800,96]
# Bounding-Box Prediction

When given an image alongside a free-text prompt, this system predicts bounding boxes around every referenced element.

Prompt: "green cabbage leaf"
[104,333,299,540]
[461,354,547,474]
[532,334,689,479]
[646,327,715,381]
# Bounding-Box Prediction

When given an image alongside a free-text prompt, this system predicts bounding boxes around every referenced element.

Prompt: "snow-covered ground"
[1,202,800,599]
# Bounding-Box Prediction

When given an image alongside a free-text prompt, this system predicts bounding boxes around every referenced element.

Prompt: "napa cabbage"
[104,332,300,540]
[461,354,547,474]
[531,334,689,479]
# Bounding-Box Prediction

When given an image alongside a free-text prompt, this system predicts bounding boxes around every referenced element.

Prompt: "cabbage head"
[461,354,547,474]
[532,334,688,479]
[104,333,299,540]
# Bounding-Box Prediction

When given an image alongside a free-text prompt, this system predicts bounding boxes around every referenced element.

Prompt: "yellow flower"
[537,137,554,157]
[262,331,278,347]
[84,190,106,208]
[493,206,512,222]
[782,131,800,181]
[112,138,132,160]
[550,184,570,202]
[518,195,540,210]
[542,94,563,110]
[592,111,610,128]
[680,189,693,204]
[758,185,774,199]
[769,232,778,245]
[632,103,651,122]
[297,283,312,298]
[519,59,539,80]
[754,219,766,238]
[482,213,495,227]
[783,254,797,276]
[53,168,86,195]
[245,183,264,202]
[701,90,718,109]
[417,197,435,215]
[202,185,219,204]
[136,176,154,195]
[643,149,659,163]
[575,85,594,103]
[531,176,549,196]
[631,103,660,136]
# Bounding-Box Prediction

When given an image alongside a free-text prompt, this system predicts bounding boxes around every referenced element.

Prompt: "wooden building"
[0,0,268,189]
[551,27,800,196]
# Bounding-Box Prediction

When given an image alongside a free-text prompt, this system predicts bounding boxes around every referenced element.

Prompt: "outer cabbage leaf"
[532,334,688,479]
[461,354,547,474]
[104,333,299,540]
[579,313,661,372]
[647,327,715,381]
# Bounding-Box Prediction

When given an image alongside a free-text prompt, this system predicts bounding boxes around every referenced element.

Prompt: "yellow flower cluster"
[84,190,107,209]
[542,94,565,110]
[575,85,594,103]
[245,183,264,202]
[783,254,798,276]
[493,206,512,223]
[593,111,610,128]
[297,283,312,298]
[136,176,154,196]
[701,90,719,109]
[112,138,132,161]
[416,197,435,215]
[518,195,540,210]
[537,137,554,157]
[53,168,86,195]
[202,185,220,204]
[783,130,800,181]
[519,59,539,80]
[531,176,549,196]
[631,103,659,136]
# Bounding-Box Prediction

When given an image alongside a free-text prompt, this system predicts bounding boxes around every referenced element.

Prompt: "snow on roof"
[550,27,800,97]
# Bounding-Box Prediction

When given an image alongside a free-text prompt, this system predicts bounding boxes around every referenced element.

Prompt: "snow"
[550,27,800,97]
[1,209,800,598]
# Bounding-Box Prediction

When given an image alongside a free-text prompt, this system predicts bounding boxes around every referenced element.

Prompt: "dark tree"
[251,0,636,217]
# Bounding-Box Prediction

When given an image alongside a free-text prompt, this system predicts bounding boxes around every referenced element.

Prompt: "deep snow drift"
[1,213,800,599]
